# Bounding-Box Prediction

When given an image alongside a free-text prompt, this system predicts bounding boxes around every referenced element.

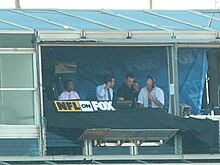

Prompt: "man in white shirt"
[96,74,115,101]
[137,76,164,109]
[58,80,80,100]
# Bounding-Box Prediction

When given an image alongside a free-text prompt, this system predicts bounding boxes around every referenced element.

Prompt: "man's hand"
[104,81,111,91]
[148,93,155,101]
[148,93,163,109]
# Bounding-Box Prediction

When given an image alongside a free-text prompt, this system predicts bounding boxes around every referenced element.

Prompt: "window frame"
[0,49,38,126]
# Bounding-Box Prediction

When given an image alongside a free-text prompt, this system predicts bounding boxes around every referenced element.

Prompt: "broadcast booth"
[0,9,220,163]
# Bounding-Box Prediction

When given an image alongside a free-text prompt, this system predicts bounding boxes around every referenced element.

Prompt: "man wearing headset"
[137,76,164,109]
[96,74,116,101]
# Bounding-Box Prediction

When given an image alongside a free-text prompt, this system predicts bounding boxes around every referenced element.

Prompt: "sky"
[0,0,219,10]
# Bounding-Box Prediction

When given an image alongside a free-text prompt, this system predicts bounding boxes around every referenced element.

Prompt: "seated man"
[96,74,115,101]
[132,80,140,98]
[117,73,137,101]
[58,80,80,100]
[137,76,164,109]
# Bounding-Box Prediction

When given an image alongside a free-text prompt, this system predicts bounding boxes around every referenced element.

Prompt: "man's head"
[125,73,134,88]
[146,76,155,90]
[64,80,75,92]
[104,74,116,88]
[133,80,140,92]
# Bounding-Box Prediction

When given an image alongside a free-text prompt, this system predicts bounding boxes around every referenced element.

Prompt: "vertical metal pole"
[167,44,180,116]
[83,140,88,155]
[167,44,182,154]
[149,0,153,9]
[173,44,182,154]
[83,140,93,155]
[173,43,180,116]
[88,140,93,155]
[167,47,174,114]
[0,58,3,107]
[33,49,44,156]
[130,140,138,155]
[15,0,21,9]
[218,85,220,107]
[205,74,210,104]
[174,134,182,154]
[36,35,47,156]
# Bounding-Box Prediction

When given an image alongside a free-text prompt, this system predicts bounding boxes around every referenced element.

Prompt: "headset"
[147,76,156,88]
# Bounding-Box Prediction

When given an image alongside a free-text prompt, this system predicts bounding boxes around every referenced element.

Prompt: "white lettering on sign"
[54,101,116,112]
[78,101,94,112]
[91,101,116,111]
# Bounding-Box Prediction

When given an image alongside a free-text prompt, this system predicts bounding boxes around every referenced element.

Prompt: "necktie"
[148,98,152,107]
[148,92,152,108]
[107,89,111,101]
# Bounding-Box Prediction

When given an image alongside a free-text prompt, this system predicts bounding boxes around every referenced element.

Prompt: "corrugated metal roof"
[0,9,219,32]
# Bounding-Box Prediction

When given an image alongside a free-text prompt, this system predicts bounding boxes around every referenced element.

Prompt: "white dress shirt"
[58,90,80,100]
[137,87,164,108]
[96,84,113,101]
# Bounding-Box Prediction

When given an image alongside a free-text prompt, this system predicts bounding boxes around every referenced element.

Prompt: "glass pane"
[0,91,34,125]
[0,54,34,88]
[0,139,38,156]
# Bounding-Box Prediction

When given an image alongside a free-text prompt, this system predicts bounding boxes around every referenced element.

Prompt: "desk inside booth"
[45,100,219,155]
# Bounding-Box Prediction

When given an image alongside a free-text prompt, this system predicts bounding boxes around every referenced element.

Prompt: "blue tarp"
[178,48,208,114]
[43,47,207,114]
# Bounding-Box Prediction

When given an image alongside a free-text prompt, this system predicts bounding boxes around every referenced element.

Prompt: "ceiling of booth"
[0,9,220,32]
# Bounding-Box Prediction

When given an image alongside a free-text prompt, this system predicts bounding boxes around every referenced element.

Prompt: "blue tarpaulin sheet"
[178,48,208,114]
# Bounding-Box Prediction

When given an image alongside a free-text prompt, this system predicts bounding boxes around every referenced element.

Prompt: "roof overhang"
[37,30,220,47]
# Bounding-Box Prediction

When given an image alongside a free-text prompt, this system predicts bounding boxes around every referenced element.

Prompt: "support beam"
[130,140,138,155]
[167,44,180,116]
[83,140,93,156]
[167,44,182,154]
[174,134,183,154]
[37,43,47,156]
[149,0,153,9]
[15,0,21,9]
